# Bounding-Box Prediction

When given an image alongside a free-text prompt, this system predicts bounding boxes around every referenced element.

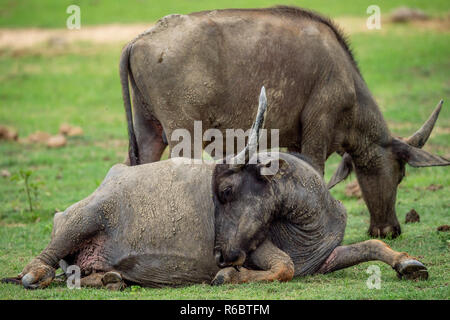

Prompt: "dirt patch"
[0,16,448,52]
[46,134,67,148]
[345,180,362,199]
[25,131,51,143]
[1,169,11,178]
[59,123,83,137]
[411,17,450,33]
[388,121,450,135]
[335,15,450,35]
[22,131,66,148]
[390,7,429,23]
[6,123,84,148]
[426,184,443,192]
[405,209,420,223]
[0,125,18,141]
[0,23,152,50]
[0,222,27,227]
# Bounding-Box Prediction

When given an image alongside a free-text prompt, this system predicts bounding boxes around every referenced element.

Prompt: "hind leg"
[124,87,167,165]
[134,105,167,164]
[318,240,428,280]
[16,201,105,289]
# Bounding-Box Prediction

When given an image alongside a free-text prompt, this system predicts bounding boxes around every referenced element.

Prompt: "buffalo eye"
[220,186,233,203]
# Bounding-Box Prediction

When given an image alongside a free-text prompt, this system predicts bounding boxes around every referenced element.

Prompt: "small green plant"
[10,169,40,212]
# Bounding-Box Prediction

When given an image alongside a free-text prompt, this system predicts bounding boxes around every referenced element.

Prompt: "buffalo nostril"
[215,249,227,268]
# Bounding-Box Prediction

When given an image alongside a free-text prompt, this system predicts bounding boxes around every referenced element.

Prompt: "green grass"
[0,2,449,300]
[0,0,449,28]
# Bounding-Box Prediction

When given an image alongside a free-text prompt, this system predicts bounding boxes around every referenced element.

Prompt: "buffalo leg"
[81,271,125,290]
[80,272,104,288]
[131,93,167,164]
[19,201,103,289]
[211,239,294,285]
[318,240,428,280]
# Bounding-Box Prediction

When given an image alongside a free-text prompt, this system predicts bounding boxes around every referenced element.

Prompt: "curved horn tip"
[431,99,444,115]
[434,99,444,113]
[259,86,267,102]
[406,99,445,148]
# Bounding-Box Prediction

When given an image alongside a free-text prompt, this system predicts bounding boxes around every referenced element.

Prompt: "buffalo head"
[212,87,286,267]
[328,100,449,238]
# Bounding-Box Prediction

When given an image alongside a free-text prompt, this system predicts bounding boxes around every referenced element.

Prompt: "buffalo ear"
[258,158,289,180]
[392,139,450,167]
[327,153,353,189]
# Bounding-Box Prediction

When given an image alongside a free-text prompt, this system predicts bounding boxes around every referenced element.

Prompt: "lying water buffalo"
[2,88,427,289]
[120,6,449,238]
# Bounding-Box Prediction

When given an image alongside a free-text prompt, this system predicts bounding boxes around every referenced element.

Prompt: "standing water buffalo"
[2,88,428,290]
[120,6,449,238]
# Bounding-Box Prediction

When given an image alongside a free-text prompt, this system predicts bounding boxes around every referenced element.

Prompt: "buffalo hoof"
[211,267,245,286]
[20,259,55,289]
[211,274,225,286]
[211,267,237,286]
[368,224,401,239]
[102,271,125,291]
[395,259,428,280]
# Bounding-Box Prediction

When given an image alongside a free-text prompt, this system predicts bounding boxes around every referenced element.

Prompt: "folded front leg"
[211,239,294,285]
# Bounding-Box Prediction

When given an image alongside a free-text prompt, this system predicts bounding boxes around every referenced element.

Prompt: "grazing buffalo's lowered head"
[329,100,450,238]
[212,87,285,267]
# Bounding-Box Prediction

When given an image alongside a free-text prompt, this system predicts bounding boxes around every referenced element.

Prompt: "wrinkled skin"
[120,6,449,238]
[1,154,428,289]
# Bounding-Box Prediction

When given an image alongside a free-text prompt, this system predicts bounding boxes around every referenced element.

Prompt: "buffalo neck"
[345,71,392,168]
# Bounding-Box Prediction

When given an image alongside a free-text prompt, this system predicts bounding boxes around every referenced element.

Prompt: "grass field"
[0,1,449,299]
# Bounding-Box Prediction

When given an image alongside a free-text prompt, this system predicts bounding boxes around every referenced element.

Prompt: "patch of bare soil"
[390,7,429,23]
[0,16,448,52]
[1,169,11,177]
[46,134,67,148]
[405,209,420,223]
[388,121,450,135]
[426,184,443,192]
[411,17,450,33]
[5,123,84,148]
[335,15,450,35]
[59,123,83,137]
[0,125,18,141]
[0,23,152,50]
[25,131,51,143]
[0,222,27,227]
[345,180,362,199]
